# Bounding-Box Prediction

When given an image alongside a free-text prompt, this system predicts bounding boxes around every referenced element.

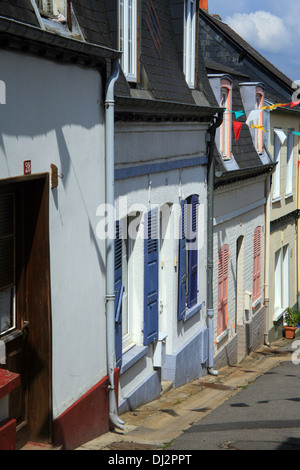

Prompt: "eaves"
[115,95,221,122]
[0,15,120,67]
[214,162,276,189]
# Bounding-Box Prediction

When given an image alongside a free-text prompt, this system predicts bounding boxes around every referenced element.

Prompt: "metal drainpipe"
[207,112,223,376]
[264,174,271,346]
[105,59,125,430]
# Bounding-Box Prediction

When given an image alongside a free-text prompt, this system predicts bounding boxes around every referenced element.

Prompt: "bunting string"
[221,98,300,142]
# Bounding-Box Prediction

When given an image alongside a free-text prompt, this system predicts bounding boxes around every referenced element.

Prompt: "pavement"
[76,335,300,451]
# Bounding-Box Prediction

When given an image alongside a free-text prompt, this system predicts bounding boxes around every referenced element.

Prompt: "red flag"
[290,100,300,107]
[233,121,243,142]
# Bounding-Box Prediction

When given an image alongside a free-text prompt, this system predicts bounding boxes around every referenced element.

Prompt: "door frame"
[0,173,52,448]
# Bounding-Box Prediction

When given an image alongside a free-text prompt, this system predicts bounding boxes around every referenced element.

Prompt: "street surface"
[170,342,300,450]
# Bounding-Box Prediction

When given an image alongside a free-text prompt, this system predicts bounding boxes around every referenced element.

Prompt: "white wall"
[0,50,106,419]
[115,121,209,359]
[213,176,266,352]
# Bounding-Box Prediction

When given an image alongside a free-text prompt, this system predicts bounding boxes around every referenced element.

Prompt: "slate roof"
[0,0,40,27]
[105,0,220,115]
[0,0,119,63]
[199,9,294,105]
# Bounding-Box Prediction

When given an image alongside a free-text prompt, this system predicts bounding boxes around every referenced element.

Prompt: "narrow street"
[77,337,300,451]
[170,340,300,450]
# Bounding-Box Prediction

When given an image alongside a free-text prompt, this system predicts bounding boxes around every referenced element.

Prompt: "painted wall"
[213,176,266,366]
[0,50,106,420]
[114,121,209,401]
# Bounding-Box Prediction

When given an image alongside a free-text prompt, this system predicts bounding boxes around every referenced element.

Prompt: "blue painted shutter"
[114,221,123,368]
[178,199,187,320]
[188,195,198,308]
[143,209,159,345]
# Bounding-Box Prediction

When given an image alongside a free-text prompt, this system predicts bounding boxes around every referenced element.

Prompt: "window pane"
[0,287,15,335]
[282,245,289,310]
[273,134,281,198]
[274,249,282,312]
[286,133,294,195]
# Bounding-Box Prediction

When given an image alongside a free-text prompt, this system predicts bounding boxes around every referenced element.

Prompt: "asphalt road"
[169,345,300,450]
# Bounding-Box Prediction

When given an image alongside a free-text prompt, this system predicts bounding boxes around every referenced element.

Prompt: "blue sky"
[207,0,300,82]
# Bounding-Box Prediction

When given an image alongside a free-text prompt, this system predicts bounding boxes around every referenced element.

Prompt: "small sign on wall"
[23,160,31,175]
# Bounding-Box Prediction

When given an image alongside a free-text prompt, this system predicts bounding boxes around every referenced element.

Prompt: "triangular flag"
[246,109,261,126]
[274,128,287,144]
[234,110,245,119]
[290,100,300,107]
[233,121,243,142]
[251,124,266,132]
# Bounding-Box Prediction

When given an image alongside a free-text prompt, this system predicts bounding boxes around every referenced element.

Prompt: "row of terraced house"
[0,0,299,450]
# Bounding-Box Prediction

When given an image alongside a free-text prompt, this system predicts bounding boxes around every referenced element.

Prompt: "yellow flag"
[251,124,266,132]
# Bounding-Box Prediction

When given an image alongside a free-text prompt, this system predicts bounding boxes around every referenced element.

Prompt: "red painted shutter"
[217,244,229,336]
[253,226,261,301]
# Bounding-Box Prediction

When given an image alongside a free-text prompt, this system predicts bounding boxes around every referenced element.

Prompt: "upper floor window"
[119,0,138,82]
[255,87,264,153]
[184,0,196,88]
[286,132,294,196]
[220,79,232,158]
[34,0,83,37]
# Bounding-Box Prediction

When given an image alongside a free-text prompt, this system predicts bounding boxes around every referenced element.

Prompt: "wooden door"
[0,175,52,449]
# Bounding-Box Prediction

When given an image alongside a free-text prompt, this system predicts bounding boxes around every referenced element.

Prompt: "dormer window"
[119,0,138,82]
[220,79,232,158]
[34,0,83,39]
[184,0,196,88]
[255,87,264,153]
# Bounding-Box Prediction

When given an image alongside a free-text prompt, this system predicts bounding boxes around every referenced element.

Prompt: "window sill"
[252,296,262,309]
[120,344,148,375]
[183,301,204,322]
[285,192,295,199]
[272,196,282,203]
[273,307,286,322]
[216,328,228,344]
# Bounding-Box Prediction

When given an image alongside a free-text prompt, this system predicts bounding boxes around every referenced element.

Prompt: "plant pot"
[284,326,297,339]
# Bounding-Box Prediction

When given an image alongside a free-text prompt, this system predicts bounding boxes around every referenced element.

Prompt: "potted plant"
[283,307,300,339]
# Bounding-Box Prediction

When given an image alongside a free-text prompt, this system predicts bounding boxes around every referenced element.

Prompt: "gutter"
[206,111,223,376]
[0,16,120,61]
[105,59,125,430]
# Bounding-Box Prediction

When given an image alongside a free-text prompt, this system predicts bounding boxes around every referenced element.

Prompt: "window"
[273,132,281,199]
[220,79,232,158]
[36,0,67,20]
[178,195,199,320]
[274,245,289,320]
[35,0,79,34]
[115,214,142,365]
[0,194,16,336]
[217,244,229,336]
[183,0,196,88]
[253,226,261,302]
[255,87,264,153]
[286,132,294,196]
[119,0,137,81]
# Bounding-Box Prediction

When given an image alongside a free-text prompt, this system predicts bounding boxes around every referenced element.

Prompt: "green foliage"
[284,307,300,327]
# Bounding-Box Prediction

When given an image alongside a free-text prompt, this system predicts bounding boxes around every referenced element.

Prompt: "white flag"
[274,128,287,145]
[246,109,261,127]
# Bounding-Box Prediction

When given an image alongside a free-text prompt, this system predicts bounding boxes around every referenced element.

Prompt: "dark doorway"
[0,174,52,449]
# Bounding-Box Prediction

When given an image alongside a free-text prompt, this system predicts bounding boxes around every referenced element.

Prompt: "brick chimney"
[199,0,208,11]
